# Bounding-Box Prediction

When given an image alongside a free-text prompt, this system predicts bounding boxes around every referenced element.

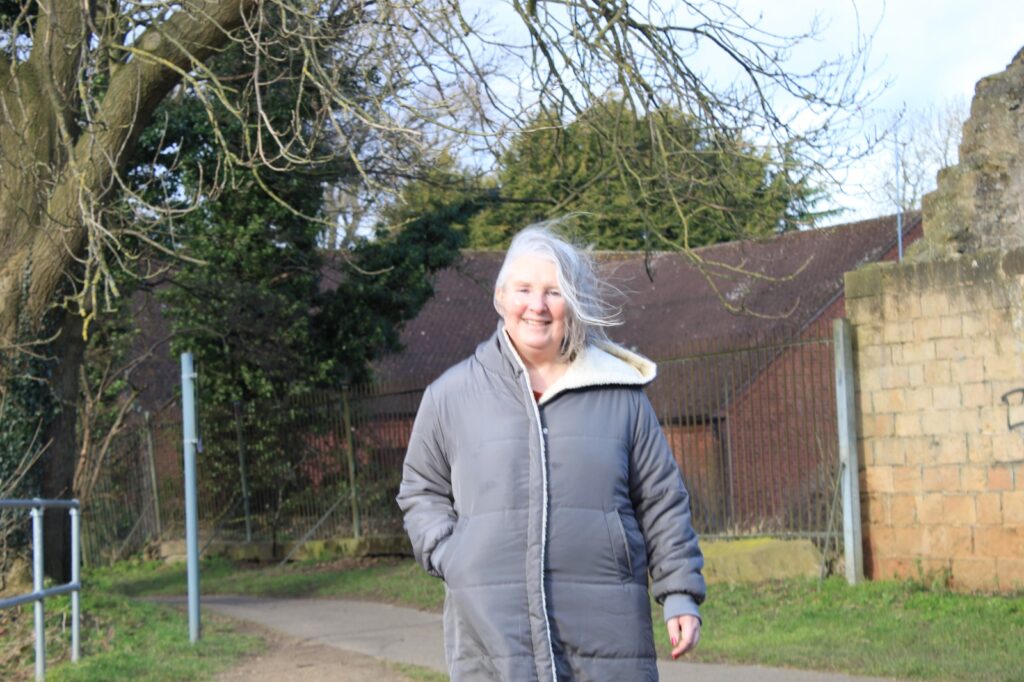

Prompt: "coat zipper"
[502,334,558,682]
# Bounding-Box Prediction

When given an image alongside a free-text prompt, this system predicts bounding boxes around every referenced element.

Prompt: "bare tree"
[870,97,968,213]
[0,0,872,577]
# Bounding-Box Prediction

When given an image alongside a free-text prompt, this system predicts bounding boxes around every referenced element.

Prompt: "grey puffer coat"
[397,326,705,681]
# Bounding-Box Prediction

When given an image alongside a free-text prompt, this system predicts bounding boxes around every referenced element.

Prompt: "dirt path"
[214,620,419,682]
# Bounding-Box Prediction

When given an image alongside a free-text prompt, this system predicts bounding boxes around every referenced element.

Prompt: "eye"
[547,289,561,297]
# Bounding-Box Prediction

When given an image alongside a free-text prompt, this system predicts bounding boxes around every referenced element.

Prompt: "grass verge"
[1,588,261,681]
[96,556,1024,682]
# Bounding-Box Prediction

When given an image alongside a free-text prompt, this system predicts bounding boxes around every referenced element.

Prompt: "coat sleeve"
[396,385,456,578]
[629,390,706,617]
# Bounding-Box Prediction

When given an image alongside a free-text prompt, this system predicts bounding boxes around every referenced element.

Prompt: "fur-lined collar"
[538,341,656,404]
[494,326,657,405]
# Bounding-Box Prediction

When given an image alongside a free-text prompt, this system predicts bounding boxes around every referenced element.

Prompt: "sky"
[743,0,1024,222]
[467,1,1024,226]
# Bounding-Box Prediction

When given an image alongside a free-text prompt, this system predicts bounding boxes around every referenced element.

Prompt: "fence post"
[833,318,864,585]
[143,411,162,539]
[341,385,361,539]
[30,505,45,681]
[232,401,253,543]
[70,506,80,662]
[181,353,201,643]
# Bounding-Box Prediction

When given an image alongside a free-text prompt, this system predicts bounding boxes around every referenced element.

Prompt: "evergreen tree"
[389,101,829,251]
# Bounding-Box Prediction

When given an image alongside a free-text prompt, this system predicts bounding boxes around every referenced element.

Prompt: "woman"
[397,225,705,681]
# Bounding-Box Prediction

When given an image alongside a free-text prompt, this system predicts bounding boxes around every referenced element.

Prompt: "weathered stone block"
[901,340,936,363]
[932,386,963,410]
[934,338,973,361]
[864,526,896,559]
[951,557,998,591]
[974,526,1024,558]
[862,413,895,438]
[873,389,907,413]
[996,558,1024,592]
[872,438,906,466]
[892,466,923,493]
[984,353,1024,380]
[889,495,918,526]
[864,494,890,525]
[934,435,970,464]
[879,366,911,389]
[1003,491,1024,523]
[961,466,988,492]
[961,382,992,408]
[1001,248,1024,275]
[938,315,964,338]
[961,312,991,337]
[922,465,962,491]
[948,408,984,435]
[976,492,1004,525]
[924,525,974,557]
[950,358,985,384]
[923,361,952,385]
[988,465,1014,490]
[863,466,894,494]
[992,433,1024,463]
[917,493,975,525]
[895,413,922,437]
[845,265,885,300]
[920,412,952,436]
[905,387,935,411]
[892,526,926,556]
[968,433,995,463]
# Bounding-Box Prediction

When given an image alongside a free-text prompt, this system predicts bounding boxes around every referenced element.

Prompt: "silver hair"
[494,220,621,360]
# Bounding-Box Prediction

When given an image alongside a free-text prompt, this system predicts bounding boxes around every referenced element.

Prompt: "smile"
[522,320,550,326]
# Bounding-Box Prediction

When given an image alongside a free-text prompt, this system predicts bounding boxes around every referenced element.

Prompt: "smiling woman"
[398,223,706,681]
[495,255,567,376]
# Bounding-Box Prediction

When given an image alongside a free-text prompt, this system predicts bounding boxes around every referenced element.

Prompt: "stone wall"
[845,249,1024,590]
[916,48,1024,258]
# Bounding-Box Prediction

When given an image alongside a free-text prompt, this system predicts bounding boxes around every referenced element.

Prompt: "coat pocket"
[434,516,467,580]
[605,510,633,581]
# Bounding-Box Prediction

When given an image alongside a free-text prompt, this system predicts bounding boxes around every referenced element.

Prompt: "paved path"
[200,596,899,682]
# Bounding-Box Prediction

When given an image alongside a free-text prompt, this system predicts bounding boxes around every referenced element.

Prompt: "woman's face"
[497,255,567,363]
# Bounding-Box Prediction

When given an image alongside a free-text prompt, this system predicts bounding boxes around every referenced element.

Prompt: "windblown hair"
[494,221,621,361]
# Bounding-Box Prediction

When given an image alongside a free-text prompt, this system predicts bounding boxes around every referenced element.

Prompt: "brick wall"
[845,248,1024,591]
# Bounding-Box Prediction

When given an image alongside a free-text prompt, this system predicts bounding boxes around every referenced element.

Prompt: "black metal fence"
[648,330,840,540]
[81,330,843,561]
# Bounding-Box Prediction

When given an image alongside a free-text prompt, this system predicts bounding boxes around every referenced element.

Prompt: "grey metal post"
[895,115,904,262]
[70,507,80,662]
[31,505,44,681]
[181,353,201,643]
[833,319,864,584]
[233,401,253,543]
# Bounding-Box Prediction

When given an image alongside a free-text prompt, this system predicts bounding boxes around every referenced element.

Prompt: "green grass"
[94,556,1024,682]
[1,586,262,681]
[387,661,448,682]
[91,555,445,610]
[669,579,1024,682]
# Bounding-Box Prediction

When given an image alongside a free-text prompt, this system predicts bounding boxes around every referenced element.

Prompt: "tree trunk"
[41,310,85,582]
[0,0,256,579]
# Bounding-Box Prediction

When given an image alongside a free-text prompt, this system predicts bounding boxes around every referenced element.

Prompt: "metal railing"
[80,329,845,559]
[0,498,81,681]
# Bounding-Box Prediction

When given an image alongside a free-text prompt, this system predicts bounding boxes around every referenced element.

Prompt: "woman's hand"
[666,614,701,659]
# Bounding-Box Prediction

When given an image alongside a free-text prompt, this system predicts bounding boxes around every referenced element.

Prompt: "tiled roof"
[373,213,923,388]
[128,212,921,414]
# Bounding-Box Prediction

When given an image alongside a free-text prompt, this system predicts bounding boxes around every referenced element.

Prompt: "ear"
[494,286,505,313]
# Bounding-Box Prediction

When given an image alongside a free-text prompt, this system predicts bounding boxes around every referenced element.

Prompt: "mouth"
[522,319,550,326]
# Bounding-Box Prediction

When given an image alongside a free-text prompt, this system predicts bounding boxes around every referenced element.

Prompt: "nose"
[528,291,547,312]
